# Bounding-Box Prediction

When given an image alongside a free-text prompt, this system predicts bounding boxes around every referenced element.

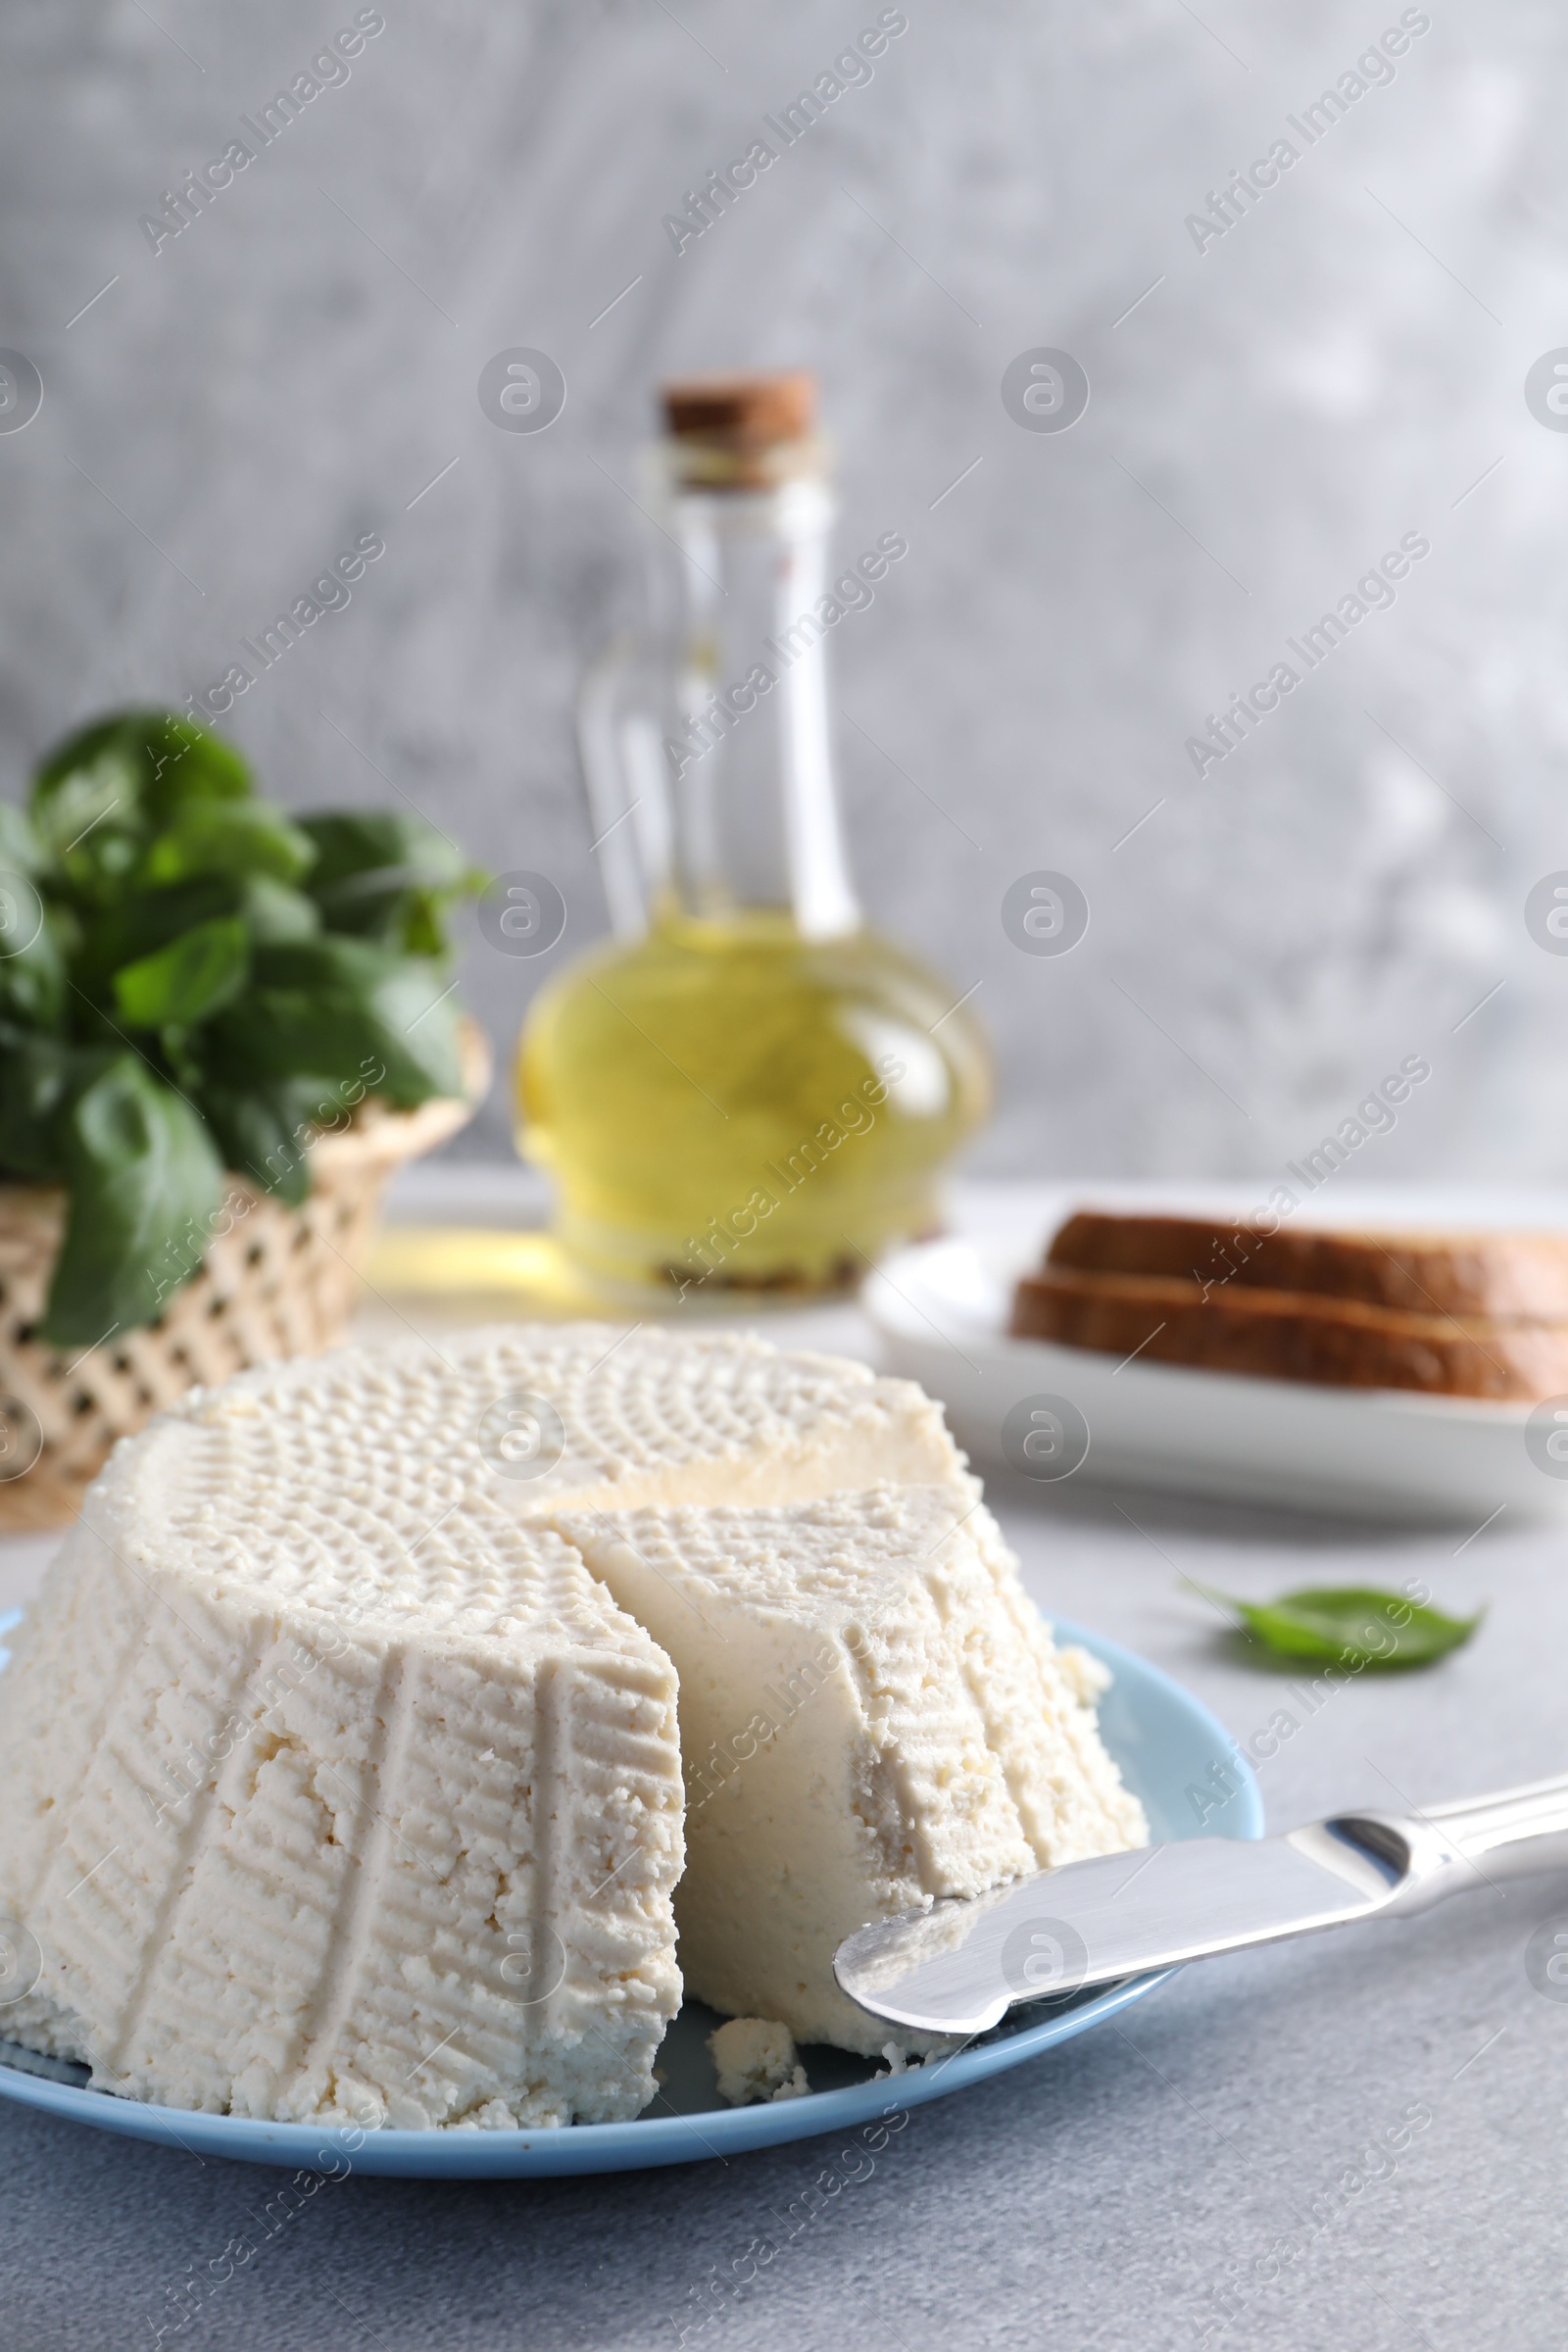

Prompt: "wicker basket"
[0,1024,490,1532]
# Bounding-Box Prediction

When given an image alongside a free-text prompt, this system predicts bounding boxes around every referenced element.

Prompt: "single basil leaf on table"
[41,1053,223,1347]
[207,935,465,1107]
[139,801,316,889]
[1190,1581,1483,1670]
[113,915,250,1031]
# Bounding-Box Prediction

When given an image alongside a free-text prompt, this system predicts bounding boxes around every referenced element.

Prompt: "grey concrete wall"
[0,0,1562,1182]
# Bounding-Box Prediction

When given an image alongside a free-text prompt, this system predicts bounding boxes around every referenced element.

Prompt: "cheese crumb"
[708,2017,810,2106]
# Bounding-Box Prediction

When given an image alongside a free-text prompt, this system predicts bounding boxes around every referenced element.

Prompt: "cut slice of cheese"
[554,1484,1148,2054]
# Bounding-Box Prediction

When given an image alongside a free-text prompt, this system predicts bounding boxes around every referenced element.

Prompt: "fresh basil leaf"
[74,876,243,996]
[199,1081,312,1207]
[240,875,321,945]
[1190,1582,1483,1671]
[143,718,251,824]
[208,936,464,1106]
[41,1054,223,1347]
[0,1028,112,1178]
[29,734,140,858]
[30,781,144,906]
[299,810,466,893]
[0,800,42,877]
[32,710,250,843]
[202,1067,385,1207]
[0,903,66,1031]
[324,879,446,956]
[299,810,482,956]
[113,916,249,1032]
[140,801,315,889]
[0,1046,70,1176]
[397,893,450,957]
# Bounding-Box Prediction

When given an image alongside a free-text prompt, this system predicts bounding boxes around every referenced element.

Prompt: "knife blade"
[834,1773,1568,2038]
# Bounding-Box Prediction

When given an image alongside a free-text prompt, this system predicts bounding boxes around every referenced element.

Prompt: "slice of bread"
[1045,1209,1568,1320]
[1011,1265,1568,1399]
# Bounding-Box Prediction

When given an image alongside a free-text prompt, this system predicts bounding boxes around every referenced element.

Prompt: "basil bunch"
[0,710,483,1348]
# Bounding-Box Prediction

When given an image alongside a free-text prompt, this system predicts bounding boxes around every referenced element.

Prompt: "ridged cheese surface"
[0,1325,971,2125]
[555,1483,1148,2053]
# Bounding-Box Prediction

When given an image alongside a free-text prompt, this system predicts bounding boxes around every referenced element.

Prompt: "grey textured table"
[1,1204,1561,2352]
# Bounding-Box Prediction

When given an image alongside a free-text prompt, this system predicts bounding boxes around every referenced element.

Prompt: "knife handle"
[1419,1774,1568,1886]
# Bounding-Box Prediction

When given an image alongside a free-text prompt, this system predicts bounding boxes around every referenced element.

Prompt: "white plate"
[864,1235,1563,1525]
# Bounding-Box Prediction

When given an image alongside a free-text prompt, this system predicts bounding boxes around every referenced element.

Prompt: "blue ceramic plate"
[0,1614,1260,2176]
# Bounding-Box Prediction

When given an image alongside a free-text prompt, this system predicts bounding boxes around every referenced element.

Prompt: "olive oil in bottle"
[517,371,990,1301]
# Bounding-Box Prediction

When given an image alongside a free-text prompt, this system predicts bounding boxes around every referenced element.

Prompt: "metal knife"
[833,1775,1568,2037]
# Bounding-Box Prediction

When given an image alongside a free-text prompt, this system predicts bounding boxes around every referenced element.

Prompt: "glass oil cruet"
[516,370,991,1303]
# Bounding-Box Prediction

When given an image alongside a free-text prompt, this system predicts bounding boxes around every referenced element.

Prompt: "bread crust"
[1011,1266,1568,1399]
[1046,1210,1568,1320]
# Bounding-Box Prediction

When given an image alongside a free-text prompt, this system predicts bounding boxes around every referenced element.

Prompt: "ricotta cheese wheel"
[0,1325,974,2125]
[555,1484,1148,2054]
[0,1326,1149,2120]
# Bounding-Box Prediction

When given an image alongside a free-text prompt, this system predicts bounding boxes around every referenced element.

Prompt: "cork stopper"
[660,371,822,488]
